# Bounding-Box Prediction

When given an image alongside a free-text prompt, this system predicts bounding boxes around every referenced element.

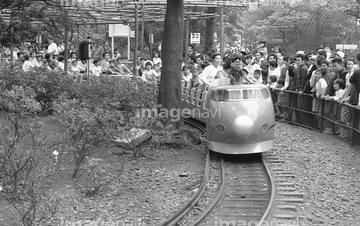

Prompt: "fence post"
[350,106,356,147]
[319,98,324,132]
[286,91,291,122]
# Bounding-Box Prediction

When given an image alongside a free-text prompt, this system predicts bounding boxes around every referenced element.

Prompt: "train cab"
[205,84,275,154]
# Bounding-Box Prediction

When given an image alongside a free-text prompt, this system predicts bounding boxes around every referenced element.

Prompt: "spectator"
[91,60,102,76]
[324,79,346,135]
[275,78,288,119]
[47,38,58,55]
[104,41,112,59]
[116,57,132,76]
[69,44,77,55]
[57,55,65,71]
[14,51,24,67]
[332,57,347,81]
[153,51,162,67]
[244,55,261,78]
[200,53,223,86]
[339,59,355,138]
[311,69,327,129]
[92,39,104,61]
[137,58,146,77]
[294,53,309,124]
[101,52,111,75]
[22,54,34,72]
[268,61,280,80]
[142,61,158,82]
[29,52,40,67]
[182,66,192,83]
[44,53,56,70]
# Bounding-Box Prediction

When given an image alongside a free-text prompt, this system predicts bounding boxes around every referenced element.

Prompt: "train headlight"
[260,123,269,133]
[216,124,226,134]
[233,115,254,137]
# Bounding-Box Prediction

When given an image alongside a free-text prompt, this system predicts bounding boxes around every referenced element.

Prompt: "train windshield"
[210,88,270,101]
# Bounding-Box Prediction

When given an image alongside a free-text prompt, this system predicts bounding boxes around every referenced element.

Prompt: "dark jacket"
[349,69,360,105]
[295,63,308,91]
[336,67,348,82]
[325,72,337,96]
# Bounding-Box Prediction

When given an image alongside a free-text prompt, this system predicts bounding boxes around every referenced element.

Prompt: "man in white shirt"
[47,38,58,55]
[200,53,223,86]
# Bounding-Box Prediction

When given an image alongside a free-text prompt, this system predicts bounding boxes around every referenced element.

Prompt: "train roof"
[209,83,268,90]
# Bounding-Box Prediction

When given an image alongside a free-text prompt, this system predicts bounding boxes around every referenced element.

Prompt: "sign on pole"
[36,36,42,44]
[190,33,200,44]
[149,34,154,44]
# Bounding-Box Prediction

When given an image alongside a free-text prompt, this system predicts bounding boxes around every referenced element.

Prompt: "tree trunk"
[205,7,216,53]
[158,0,184,128]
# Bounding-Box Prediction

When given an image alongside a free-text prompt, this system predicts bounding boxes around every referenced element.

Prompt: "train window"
[210,88,270,101]
[260,88,270,99]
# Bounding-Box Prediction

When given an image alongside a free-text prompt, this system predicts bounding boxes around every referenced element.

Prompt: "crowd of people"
[179,43,360,139]
[1,38,360,137]
[0,38,152,81]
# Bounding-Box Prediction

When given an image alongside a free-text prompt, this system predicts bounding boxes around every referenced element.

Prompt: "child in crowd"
[254,69,263,83]
[242,69,249,76]
[325,78,346,135]
[142,61,158,82]
[312,69,327,129]
[92,60,102,76]
[275,79,288,119]
[56,56,65,71]
[268,75,278,90]
[109,59,121,75]
[154,64,161,78]
[190,68,201,88]
[182,66,192,83]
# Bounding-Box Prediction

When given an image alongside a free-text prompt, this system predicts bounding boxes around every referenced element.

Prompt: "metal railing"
[271,89,360,148]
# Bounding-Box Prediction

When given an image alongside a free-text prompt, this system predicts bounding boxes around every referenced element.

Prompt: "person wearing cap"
[199,53,223,86]
[142,60,158,82]
[92,39,104,62]
[336,51,345,60]
[228,56,258,85]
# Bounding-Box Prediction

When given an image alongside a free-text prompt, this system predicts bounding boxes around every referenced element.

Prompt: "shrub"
[0,66,74,114]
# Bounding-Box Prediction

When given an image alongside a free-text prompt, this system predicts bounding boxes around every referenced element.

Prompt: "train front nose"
[233,115,254,137]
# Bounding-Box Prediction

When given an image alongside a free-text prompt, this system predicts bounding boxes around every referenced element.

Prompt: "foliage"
[0,86,63,226]
[236,0,359,53]
[77,158,123,197]
[53,76,158,178]
[0,66,74,114]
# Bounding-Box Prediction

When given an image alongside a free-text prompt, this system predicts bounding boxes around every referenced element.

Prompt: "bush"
[0,66,74,114]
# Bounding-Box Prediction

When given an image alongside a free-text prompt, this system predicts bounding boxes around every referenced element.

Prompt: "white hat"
[336,51,345,59]
[144,60,153,67]
[310,55,317,60]
[296,50,305,55]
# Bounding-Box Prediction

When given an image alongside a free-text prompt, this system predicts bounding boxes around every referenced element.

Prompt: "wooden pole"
[149,22,153,59]
[10,9,13,66]
[140,13,145,57]
[133,3,139,75]
[64,24,69,76]
[184,15,190,66]
[220,5,224,56]
[77,24,80,50]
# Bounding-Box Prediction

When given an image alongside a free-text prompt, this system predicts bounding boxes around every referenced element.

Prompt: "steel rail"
[257,155,277,226]
[158,119,208,226]
[189,157,225,226]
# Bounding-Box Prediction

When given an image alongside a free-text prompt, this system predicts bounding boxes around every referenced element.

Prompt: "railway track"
[160,119,276,226]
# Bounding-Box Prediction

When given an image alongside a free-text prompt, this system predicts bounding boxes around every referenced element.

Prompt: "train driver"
[228,56,259,85]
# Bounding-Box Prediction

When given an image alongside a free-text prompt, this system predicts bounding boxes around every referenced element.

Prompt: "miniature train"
[182,82,275,154]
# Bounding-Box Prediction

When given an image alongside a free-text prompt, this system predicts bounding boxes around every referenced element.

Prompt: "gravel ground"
[267,122,360,226]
